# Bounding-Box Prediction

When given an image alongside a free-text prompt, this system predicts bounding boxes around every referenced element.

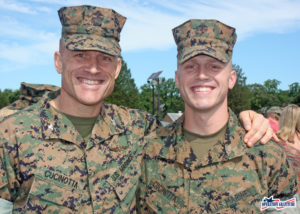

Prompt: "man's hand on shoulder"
[239,110,276,147]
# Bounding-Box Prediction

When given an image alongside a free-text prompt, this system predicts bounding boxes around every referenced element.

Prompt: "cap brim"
[63,34,121,56]
[179,46,230,64]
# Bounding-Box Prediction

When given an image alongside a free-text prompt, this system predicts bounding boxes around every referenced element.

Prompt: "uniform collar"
[39,91,126,149]
[153,109,247,170]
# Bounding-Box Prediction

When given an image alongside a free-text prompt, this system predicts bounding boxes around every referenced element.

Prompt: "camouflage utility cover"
[0,91,160,213]
[173,19,237,64]
[267,106,283,115]
[137,109,298,213]
[59,5,126,56]
[0,82,59,119]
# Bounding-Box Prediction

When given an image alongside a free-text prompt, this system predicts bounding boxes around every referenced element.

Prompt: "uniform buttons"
[88,168,95,176]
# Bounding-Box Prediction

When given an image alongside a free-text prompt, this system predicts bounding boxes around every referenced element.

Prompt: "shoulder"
[103,102,158,126]
[0,101,43,132]
[144,122,177,154]
[146,123,176,139]
[246,140,288,165]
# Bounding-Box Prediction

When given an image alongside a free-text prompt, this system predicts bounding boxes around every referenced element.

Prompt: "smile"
[78,77,105,85]
[192,86,213,92]
[82,79,102,85]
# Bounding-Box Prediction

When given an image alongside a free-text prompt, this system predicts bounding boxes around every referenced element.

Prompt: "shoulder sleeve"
[0,124,19,202]
[264,143,298,198]
[143,113,161,136]
[125,108,160,136]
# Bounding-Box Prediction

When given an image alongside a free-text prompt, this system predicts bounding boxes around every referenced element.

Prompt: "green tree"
[248,83,268,112]
[139,78,184,118]
[288,82,300,106]
[0,90,10,109]
[248,79,282,112]
[228,64,251,113]
[105,59,140,109]
[139,83,153,113]
[158,78,184,118]
[0,89,20,109]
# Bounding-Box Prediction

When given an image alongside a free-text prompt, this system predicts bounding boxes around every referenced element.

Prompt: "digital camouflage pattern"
[137,109,298,213]
[0,90,160,213]
[59,5,126,56]
[267,106,283,115]
[172,19,237,64]
[0,82,59,120]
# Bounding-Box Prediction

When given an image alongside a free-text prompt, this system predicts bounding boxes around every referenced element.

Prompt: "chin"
[78,97,104,106]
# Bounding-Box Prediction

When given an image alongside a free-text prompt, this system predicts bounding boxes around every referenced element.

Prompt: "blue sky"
[0,0,300,91]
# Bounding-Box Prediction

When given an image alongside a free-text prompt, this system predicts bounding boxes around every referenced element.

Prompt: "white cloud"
[0,0,300,69]
[0,0,37,14]
[119,0,300,48]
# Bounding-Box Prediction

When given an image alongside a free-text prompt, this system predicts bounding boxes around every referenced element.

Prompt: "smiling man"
[137,19,298,213]
[0,5,161,213]
[0,5,276,214]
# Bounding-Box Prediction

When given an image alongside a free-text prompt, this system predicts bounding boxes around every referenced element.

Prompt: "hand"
[239,110,273,147]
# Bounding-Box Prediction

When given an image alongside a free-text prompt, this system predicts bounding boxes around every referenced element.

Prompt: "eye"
[102,55,113,62]
[209,63,223,71]
[184,63,197,70]
[74,52,85,58]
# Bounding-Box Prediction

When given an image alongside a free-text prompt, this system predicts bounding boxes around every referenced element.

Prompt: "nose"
[196,65,209,80]
[86,55,100,74]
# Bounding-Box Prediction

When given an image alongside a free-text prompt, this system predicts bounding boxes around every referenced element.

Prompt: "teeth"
[194,87,211,92]
[82,79,101,85]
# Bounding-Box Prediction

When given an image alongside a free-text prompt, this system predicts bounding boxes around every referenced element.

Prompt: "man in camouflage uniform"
[0,5,160,213]
[0,82,59,120]
[0,5,275,214]
[137,20,298,213]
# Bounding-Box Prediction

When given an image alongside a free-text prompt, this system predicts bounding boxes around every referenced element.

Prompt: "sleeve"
[143,113,161,136]
[0,131,19,202]
[266,144,298,199]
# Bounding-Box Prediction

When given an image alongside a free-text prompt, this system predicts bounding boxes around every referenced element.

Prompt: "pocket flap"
[106,152,140,201]
[145,178,184,213]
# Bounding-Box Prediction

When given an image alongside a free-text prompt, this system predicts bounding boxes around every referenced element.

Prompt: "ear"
[228,69,237,90]
[114,57,122,79]
[175,70,180,88]
[54,51,63,74]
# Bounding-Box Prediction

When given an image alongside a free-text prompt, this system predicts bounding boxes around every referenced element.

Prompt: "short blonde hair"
[277,104,300,142]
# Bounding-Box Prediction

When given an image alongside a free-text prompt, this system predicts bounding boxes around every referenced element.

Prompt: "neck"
[184,104,229,135]
[50,90,102,117]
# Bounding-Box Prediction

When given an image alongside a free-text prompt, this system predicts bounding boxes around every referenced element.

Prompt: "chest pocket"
[145,178,184,214]
[22,169,82,213]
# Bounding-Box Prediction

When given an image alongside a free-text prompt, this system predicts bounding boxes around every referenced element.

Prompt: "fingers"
[239,110,252,131]
[272,133,280,143]
[259,127,274,145]
[242,111,271,147]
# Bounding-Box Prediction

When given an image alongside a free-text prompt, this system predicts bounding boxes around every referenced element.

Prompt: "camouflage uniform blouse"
[137,110,298,213]
[0,91,159,214]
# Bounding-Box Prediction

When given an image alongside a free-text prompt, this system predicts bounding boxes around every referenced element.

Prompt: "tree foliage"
[228,65,251,113]
[139,78,184,119]
[0,89,20,109]
[288,82,300,106]
[105,59,141,109]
